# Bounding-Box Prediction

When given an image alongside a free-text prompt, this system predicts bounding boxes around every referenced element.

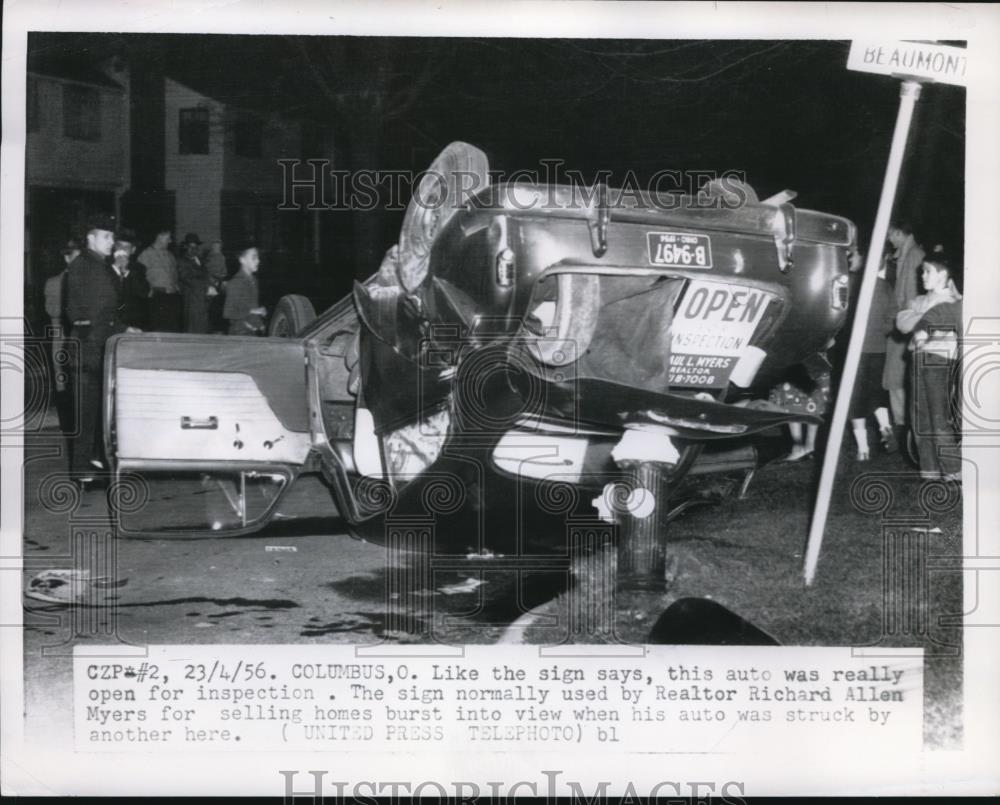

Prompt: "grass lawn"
[514,444,964,748]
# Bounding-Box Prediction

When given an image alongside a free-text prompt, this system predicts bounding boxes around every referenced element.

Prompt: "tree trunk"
[342,116,387,279]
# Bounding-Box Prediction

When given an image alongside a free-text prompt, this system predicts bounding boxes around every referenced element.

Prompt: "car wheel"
[268,294,316,338]
[397,141,490,293]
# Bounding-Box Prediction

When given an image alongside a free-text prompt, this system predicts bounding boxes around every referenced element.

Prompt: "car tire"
[268,294,316,338]
[397,141,490,293]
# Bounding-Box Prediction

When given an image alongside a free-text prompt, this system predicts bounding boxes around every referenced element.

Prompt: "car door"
[104,333,316,536]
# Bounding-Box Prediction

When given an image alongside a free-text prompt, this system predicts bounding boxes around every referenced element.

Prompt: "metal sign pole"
[803,79,923,585]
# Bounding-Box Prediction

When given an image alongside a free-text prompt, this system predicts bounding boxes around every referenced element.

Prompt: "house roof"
[164,72,293,117]
[28,55,123,90]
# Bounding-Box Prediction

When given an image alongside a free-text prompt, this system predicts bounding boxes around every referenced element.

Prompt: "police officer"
[64,214,124,483]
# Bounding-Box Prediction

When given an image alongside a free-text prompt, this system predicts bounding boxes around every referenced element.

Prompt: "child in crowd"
[223,245,267,335]
[895,251,962,482]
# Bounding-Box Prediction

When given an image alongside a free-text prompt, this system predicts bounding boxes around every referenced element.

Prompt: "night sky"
[29,33,965,263]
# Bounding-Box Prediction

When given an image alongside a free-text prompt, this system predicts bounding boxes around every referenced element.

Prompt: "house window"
[27,77,40,132]
[63,84,101,141]
[179,107,210,154]
[233,117,263,158]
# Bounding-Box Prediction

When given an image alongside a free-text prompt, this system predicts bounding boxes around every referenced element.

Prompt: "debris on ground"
[438,577,486,595]
[24,569,126,605]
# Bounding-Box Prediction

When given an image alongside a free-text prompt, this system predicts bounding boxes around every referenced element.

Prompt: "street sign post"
[803,41,968,586]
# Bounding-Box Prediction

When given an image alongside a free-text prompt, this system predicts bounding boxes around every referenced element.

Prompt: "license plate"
[668,280,775,388]
[647,231,713,269]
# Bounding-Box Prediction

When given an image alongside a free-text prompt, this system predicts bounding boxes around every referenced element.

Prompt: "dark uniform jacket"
[178,254,211,333]
[114,260,150,331]
[65,249,124,368]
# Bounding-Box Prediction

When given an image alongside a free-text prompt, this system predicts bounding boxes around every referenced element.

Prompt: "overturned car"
[105,143,855,592]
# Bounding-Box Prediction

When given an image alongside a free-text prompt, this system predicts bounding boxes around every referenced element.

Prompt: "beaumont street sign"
[847,40,968,86]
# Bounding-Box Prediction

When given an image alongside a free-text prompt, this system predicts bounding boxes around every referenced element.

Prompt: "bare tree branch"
[387,49,448,119]
[291,38,341,106]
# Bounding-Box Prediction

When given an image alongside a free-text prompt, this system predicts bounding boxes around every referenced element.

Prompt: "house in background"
[23,47,340,316]
[24,57,130,290]
[163,77,332,273]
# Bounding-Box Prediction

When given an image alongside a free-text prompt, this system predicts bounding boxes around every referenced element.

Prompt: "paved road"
[21,444,529,647]
[19,423,963,749]
[20,437,529,749]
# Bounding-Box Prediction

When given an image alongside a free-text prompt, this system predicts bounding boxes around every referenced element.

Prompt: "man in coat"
[45,238,81,441]
[64,214,120,481]
[882,221,925,434]
[111,228,149,331]
[204,239,228,332]
[44,238,80,393]
[177,232,211,333]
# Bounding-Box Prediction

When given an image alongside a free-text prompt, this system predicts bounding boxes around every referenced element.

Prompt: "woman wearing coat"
[881,221,925,434]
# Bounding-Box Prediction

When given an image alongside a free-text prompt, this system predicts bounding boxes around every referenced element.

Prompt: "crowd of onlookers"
[46,223,267,338]
[777,220,963,484]
[44,214,269,483]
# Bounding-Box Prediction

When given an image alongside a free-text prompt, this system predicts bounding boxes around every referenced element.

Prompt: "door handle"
[181,415,218,430]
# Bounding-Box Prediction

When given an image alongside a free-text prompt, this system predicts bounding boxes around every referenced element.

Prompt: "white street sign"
[847,40,968,86]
